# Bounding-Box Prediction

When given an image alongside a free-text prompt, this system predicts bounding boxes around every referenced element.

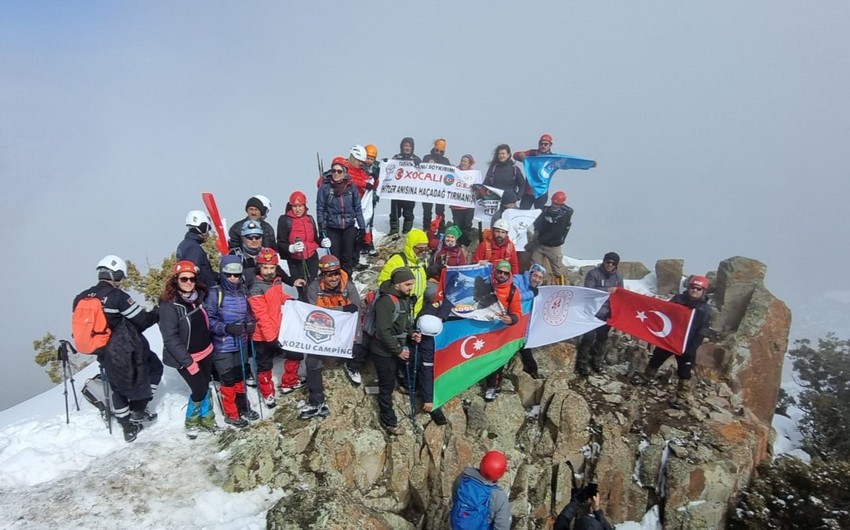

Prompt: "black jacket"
[227,217,276,251]
[534,204,574,247]
[176,231,217,288]
[159,295,211,370]
[554,498,613,530]
[484,161,526,198]
[423,148,451,166]
[669,292,713,356]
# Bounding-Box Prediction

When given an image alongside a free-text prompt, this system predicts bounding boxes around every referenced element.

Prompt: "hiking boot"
[245,375,257,388]
[279,380,305,394]
[298,402,330,420]
[576,363,591,377]
[590,358,606,374]
[430,408,448,426]
[484,388,497,402]
[263,395,277,408]
[368,248,379,257]
[345,366,362,386]
[224,416,249,428]
[529,371,545,380]
[383,422,404,436]
[669,378,694,410]
[185,425,200,440]
[130,409,158,424]
[241,409,260,421]
[631,366,658,386]
[388,230,399,240]
[355,255,369,271]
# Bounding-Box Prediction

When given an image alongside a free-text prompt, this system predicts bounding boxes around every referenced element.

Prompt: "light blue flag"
[523,154,597,198]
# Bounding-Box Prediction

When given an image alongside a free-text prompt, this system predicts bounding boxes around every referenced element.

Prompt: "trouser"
[422,202,445,231]
[519,348,538,375]
[107,350,163,420]
[372,353,399,427]
[485,365,504,389]
[305,354,324,406]
[327,226,356,275]
[252,341,280,398]
[389,200,415,234]
[348,342,368,370]
[531,244,565,278]
[520,193,548,210]
[648,347,695,379]
[177,354,214,402]
[578,325,610,368]
[281,349,304,388]
[450,208,475,247]
[286,253,319,284]
[212,349,248,419]
[418,341,435,405]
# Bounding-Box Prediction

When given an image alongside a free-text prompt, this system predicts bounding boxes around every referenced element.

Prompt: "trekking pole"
[58,340,81,424]
[249,339,264,420]
[411,342,419,420]
[101,365,113,435]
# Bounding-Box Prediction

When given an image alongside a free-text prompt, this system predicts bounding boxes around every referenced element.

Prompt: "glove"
[365,182,374,191]
[186,361,200,375]
[321,238,331,248]
[342,303,359,313]
[288,241,305,253]
[356,228,366,240]
[245,321,256,335]
[373,194,380,205]
[224,323,244,336]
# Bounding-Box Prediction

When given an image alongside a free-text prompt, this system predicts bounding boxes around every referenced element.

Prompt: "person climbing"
[450,450,511,530]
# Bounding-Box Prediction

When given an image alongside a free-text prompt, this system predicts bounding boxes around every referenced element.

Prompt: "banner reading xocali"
[279,300,357,358]
[378,161,481,208]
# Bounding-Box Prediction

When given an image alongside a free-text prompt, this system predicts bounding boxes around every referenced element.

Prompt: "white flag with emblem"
[525,286,610,349]
[279,300,357,358]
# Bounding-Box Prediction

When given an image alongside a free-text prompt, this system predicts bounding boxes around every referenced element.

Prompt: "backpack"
[450,475,497,529]
[71,296,112,354]
[361,290,402,338]
[482,240,514,263]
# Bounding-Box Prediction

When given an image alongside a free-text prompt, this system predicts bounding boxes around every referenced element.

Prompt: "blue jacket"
[316,179,366,231]
[204,261,254,352]
[512,272,538,314]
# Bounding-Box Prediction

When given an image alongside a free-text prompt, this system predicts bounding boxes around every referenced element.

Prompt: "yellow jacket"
[377,229,428,316]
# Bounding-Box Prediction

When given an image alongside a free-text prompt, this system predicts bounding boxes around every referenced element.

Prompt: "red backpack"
[71,297,112,354]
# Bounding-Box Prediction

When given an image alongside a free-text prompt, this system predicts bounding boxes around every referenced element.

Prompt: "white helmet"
[186,210,211,229]
[493,219,510,232]
[417,315,443,337]
[253,195,272,213]
[97,255,128,281]
[349,145,367,162]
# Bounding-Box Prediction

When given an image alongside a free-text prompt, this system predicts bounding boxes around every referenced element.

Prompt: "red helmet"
[539,133,553,144]
[173,260,198,276]
[289,191,307,206]
[689,275,709,291]
[256,248,279,265]
[479,450,507,481]
[318,254,341,273]
[331,156,348,168]
[551,191,567,205]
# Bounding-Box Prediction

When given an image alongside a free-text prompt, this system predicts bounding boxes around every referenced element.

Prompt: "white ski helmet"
[493,219,510,232]
[349,145,367,162]
[253,195,272,214]
[96,255,128,281]
[417,314,443,337]
[186,210,211,230]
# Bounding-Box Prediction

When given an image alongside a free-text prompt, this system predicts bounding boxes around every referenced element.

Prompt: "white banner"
[501,208,540,250]
[525,286,610,349]
[279,300,357,358]
[358,190,374,229]
[378,161,481,208]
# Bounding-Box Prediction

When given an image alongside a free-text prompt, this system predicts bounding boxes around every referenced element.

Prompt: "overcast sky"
[2,1,848,410]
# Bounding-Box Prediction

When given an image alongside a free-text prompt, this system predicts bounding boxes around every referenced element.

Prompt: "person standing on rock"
[576,252,624,376]
[631,275,713,409]
[513,263,546,379]
[450,450,511,530]
[388,136,421,239]
[483,261,524,402]
[530,191,573,286]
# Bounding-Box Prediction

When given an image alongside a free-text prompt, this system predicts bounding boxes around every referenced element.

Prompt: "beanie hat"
[391,267,416,284]
[530,263,547,276]
[444,225,462,239]
[603,252,620,265]
[246,196,266,216]
[434,139,447,151]
[496,260,512,272]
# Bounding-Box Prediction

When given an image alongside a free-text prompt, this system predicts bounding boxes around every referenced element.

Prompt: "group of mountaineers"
[70,133,713,530]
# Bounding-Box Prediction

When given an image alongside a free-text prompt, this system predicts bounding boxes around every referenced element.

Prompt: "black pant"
[389,200,415,233]
[648,347,695,379]
[177,354,214,402]
[286,253,319,283]
[213,349,245,386]
[450,208,475,246]
[327,226,356,275]
[349,342,367,370]
[305,354,325,406]
[252,341,280,372]
[520,193,548,210]
[418,338,435,404]
[580,325,611,352]
[485,365,504,389]
[520,348,538,375]
[422,202,445,231]
[372,353,399,427]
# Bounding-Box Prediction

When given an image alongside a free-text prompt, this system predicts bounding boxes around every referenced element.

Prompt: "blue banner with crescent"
[523,154,597,198]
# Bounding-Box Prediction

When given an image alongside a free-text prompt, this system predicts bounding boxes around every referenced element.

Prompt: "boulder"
[713,256,767,332]
[655,259,684,295]
[617,261,652,280]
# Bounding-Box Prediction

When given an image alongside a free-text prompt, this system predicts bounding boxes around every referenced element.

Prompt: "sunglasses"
[495,270,511,276]
[604,260,617,265]
[178,276,196,284]
[688,285,705,291]
[244,235,262,241]
[225,272,242,278]
[331,169,345,174]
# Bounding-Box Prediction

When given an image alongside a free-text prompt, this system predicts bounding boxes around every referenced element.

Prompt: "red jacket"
[473,239,519,274]
[494,277,522,324]
[248,276,293,342]
[277,207,319,261]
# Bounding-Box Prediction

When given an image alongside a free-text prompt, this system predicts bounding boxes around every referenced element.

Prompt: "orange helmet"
[551,191,567,205]
[365,144,378,158]
[480,450,507,481]
[318,254,341,273]
[173,261,198,276]
[256,248,279,265]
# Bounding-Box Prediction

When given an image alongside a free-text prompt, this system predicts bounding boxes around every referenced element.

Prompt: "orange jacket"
[473,239,519,274]
[248,275,293,342]
[494,277,522,325]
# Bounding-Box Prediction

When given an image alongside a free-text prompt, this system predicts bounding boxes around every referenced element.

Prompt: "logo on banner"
[542,290,573,326]
[304,310,335,344]
[444,173,455,186]
[478,198,500,216]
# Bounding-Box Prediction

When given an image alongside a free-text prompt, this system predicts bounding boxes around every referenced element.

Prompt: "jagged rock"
[655,259,685,295]
[266,488,411,530]
[713,256,767,332]
[616,261,652,280]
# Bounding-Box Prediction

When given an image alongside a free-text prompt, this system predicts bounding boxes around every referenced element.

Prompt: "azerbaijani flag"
[432,314,529,409]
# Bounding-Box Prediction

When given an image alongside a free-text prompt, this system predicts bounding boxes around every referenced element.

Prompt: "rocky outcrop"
[655,259,684,295]
[218,255,790,529]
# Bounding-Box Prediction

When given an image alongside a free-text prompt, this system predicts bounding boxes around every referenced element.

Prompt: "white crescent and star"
[635,310,673,338]
[459,336,486,359]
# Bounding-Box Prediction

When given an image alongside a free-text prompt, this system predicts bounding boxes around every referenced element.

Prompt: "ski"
[201,192,230,256]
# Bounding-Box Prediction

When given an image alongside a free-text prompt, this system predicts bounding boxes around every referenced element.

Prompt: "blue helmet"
[241,220,264,237]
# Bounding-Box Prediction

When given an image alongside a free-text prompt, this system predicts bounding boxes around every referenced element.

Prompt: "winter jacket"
[423,149,451,166]
[176,231,217,288]
[368,280,415,358]
[227,216,276,251]
[248,275,292,342]
[377,229,429,316]
[428,244,467,278]
[316,179,366,231]
[392,137,422,165]
[473,238,519,274]
[451,467,511,530]
[277,207,320,261]
[159,294,212,370]
[584,264,624,320]
[484,160,525,198]
[668,292,713,356]
[347,164,372,197]
[513,272,539,314]
[534,204,574,247]
[364,162,380,190]
[73,281,159,334]
[554,497,613,530]
[306,270,362,343]
[494,278,522,325]
[204,266,254,353]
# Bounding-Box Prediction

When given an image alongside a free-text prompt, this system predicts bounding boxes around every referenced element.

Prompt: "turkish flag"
[607,289,695,355]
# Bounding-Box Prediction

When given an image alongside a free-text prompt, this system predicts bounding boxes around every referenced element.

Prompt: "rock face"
[655,259,684,295]
[218,255,790,530]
